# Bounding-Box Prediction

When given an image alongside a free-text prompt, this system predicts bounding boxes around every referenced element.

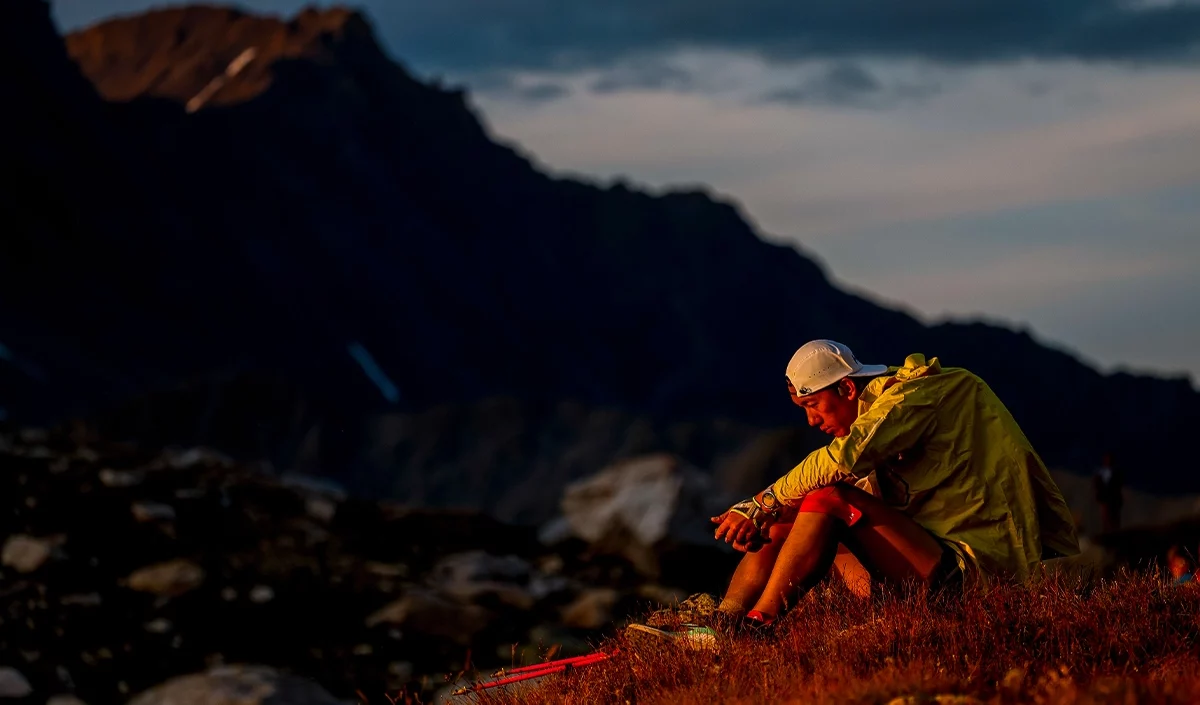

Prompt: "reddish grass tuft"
[470,570,1200,704]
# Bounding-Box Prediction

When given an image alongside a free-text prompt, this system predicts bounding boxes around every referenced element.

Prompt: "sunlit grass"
[467,570,1200,704]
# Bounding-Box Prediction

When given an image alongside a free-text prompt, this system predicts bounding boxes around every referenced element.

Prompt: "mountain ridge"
[3,1,1196,517]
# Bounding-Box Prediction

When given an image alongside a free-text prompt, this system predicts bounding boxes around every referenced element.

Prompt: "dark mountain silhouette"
[3,1,1197,520]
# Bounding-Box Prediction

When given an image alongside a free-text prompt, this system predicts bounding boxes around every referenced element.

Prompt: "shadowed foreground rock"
[0,426,737,704]
[126,666,340,705]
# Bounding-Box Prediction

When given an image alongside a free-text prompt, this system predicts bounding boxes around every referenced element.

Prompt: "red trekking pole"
[449,649,616,696]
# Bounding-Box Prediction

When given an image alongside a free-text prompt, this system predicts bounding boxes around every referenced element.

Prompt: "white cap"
[785,339,889,396]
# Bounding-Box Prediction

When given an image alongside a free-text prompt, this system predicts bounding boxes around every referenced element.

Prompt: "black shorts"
[929,539,967,593]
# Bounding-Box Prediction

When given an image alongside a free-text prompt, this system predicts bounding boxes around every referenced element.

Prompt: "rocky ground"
[0,424,740,705]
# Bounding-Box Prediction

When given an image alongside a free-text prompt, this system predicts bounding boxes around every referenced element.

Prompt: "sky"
[54,1,1200,384]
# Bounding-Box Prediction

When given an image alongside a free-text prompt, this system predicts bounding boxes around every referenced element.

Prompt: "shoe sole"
[624,623,719,651]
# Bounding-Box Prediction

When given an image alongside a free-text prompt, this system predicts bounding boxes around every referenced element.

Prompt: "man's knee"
[796,484,868,527]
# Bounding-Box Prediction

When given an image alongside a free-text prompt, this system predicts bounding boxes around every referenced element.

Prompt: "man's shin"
[718,524,791,615]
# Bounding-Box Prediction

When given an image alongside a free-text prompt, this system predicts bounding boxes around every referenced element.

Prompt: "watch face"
[761,489,779,509]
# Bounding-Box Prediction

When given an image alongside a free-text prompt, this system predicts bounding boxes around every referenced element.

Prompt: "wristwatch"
[753,486,782,520]
[730,486,784,531]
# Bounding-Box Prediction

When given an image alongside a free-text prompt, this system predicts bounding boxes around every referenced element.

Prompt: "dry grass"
[467,571,1200,704]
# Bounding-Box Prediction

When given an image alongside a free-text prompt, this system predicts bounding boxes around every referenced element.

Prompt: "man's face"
[787,379,860,438]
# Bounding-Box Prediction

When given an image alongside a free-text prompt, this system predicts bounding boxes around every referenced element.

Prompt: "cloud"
[368,0,1200,74]
[820,189,1200,381]
[473,61,1200,241]
[517,82,571,103]
[459,73,572,104]
[589,61,696,94]
[759,62,940,108]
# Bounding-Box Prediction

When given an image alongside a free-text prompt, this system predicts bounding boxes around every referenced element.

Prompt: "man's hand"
[711,498,776,552]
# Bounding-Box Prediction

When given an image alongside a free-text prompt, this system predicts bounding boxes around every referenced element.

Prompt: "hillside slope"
[2,1,1196,514]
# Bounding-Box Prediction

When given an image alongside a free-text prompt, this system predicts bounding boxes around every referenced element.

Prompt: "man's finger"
[710,512,728,524]
[724,519,741,544]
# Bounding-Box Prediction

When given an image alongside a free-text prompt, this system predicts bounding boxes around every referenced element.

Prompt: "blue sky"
[54,1,1200,383]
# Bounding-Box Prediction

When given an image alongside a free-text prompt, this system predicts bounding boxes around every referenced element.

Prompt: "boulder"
[126,665,340,705]
[365,589,491,644]
[560,588,619,630]
[98,469,143,488]
[131,502,177,523]
[554,454,731,576]
[159,447,234,470]
[1,534,56,573]
[0,667,32,698]
[125,559,206,596]
[280,474,346,523]
[428,551,568,610]
[60,593,102,607]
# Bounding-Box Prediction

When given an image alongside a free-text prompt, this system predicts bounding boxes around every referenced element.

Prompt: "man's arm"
[771,394,937,504]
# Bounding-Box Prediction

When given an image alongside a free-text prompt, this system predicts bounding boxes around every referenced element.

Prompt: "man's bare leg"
[833,545,873,599]
[750,512,843,616]
[750,484,947,618]
[718,519,791,614]
[721,520,873,613]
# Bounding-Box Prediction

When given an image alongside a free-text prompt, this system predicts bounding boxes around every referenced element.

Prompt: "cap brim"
[849,364,889,377]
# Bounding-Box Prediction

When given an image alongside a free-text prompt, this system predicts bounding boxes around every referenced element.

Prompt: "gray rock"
[98,469,143,488]
[536,516,572,546]
[248,586,274,604]
[60,593,102,607]
[0,667,32,698]
[144,619,172,634]
[18,428,48,444]
[131,502,176,523]
[560,588,619,630]
[562,453,723,545]
[304,497,337,523]
[54,666,75,690]
[555,453,730,575]
[279,474,346,500]
[363,562,407,578]
[429,552,537,609]
[125,559,206,597]
[385,662,413,681]
[637,584,688,607]
[126,665,340,705]
[73,447,100,463]
[161,447,234,470]
[2,535,54,573]
[365,589,491,644]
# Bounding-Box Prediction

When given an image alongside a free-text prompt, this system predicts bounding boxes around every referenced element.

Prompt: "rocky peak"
[65,5,384,107]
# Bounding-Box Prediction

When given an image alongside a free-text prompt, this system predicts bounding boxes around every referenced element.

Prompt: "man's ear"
[840,378,861,401]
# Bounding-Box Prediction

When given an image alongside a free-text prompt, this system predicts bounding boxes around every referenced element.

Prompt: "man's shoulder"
[876,357,983,396]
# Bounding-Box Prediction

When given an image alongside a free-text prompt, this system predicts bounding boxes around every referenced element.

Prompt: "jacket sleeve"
[772,392,938,503]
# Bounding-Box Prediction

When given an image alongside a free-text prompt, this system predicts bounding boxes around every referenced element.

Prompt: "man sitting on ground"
[634,339,1079,640]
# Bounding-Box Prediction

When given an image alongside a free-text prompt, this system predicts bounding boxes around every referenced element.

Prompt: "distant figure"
[1092,452,1124,533]
[627,340,1080,641]
[1166,545,1194,585]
